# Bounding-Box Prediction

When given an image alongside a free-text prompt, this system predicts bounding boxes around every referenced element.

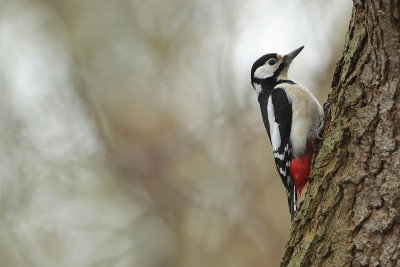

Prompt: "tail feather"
[287,180,297,222]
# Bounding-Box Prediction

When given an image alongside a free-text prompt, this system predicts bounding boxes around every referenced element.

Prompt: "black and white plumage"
[250,46,324,221]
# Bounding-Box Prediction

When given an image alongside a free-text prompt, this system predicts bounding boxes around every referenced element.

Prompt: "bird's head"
[251,46,304,88]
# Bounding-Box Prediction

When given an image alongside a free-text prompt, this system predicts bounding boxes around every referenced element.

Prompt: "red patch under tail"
[290,140,313,196]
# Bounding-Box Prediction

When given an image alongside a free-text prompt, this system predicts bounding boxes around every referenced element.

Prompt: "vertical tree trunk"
[281,0,400,266]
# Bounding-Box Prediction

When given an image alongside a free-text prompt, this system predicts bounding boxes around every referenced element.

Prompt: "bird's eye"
[268,58,277,65]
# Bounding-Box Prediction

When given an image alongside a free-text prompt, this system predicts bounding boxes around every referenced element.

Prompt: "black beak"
[283,46,304,64]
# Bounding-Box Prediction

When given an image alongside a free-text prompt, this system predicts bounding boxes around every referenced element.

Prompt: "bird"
[250,46,324,221]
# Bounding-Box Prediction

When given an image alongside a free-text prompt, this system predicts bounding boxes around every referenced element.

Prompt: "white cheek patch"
[267,97,281,151]
[254,63,278,79]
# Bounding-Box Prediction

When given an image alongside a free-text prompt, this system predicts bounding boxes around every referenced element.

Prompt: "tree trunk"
[281,0,400,266]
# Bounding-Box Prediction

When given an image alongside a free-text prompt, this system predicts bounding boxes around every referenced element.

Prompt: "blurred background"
[0,0,351,266]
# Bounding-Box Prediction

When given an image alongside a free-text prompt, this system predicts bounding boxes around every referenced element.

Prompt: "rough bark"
[281,0,400,266]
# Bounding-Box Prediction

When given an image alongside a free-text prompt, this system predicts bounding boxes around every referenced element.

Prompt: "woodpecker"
[250,46,324,221]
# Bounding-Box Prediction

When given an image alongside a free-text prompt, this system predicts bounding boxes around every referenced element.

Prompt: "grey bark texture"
[281,0,400,266]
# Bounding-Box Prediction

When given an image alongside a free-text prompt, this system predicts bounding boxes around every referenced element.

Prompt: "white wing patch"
[273,152,285,160]
[267,97,281,152]
[274,144,290,161]
[254,83,262,95]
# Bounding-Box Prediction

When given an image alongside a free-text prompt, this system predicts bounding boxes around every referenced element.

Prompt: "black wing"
[271,88,297,221]
[258,89,271,141]
[259,87,297,221]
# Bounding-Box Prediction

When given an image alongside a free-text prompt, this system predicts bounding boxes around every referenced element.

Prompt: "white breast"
[279,83,323,157]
